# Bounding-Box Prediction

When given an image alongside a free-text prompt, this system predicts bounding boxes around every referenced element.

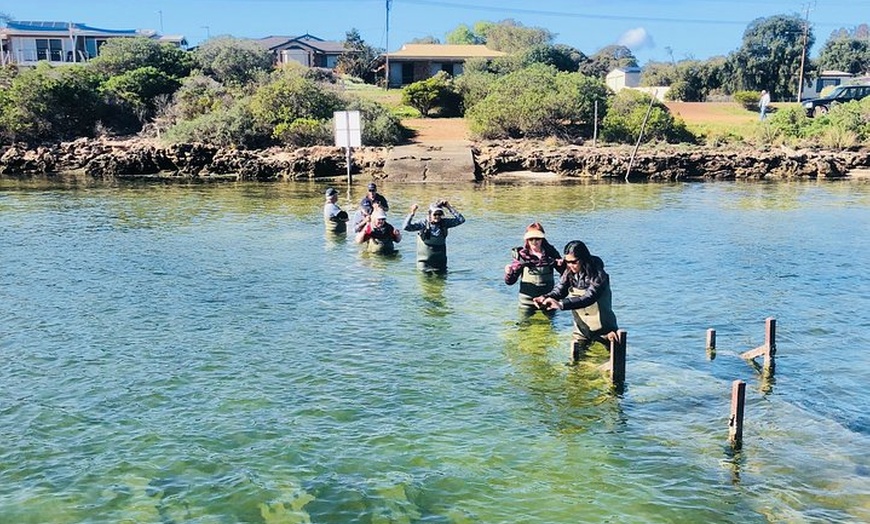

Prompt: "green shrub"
[465,64,609,140]
[733,90,760,111]
[344,98,410,146]
[163,99,267,148]
[273,118,332,147]
[765,105,812,139]
[601,90,695,144]
[101,66,181,121]
[401,72,459,118]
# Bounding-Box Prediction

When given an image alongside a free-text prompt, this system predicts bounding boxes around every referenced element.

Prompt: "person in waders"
[323,187,349,234]
[403,200,465,273]
[534,240,619,362]
[504,222,565,316]
[355,209,401,255]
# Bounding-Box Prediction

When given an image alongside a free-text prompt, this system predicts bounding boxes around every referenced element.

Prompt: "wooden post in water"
[609,329,627,385]
[729,380,746,450]
[706,328,716,360]
[740,317,777,372]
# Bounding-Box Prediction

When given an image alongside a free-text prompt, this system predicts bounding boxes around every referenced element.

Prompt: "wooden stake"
[740,317,777,371]
[729,380,746,450]
[706,328,717,360]
[610,329,627,385]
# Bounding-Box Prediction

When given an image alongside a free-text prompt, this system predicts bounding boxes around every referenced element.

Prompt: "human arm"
[504,247,525,285]
[355,223,372,244]
[403,204,424,232]
[559,262,610,311]
[440,201,465,228]
[533,272,572,309]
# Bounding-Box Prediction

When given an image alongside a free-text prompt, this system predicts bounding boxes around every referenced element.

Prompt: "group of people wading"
[324,184,619,362]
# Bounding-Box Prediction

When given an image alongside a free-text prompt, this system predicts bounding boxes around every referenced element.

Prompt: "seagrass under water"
[1,179,868,523]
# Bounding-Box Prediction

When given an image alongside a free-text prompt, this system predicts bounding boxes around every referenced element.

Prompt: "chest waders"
[518,265,555,310]
[568,283,618,360]
[416,230,447,272]
[325,219,347,235]
[367,225,396,255]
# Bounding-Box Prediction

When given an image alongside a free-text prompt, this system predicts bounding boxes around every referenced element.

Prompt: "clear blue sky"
[4,0,867,63]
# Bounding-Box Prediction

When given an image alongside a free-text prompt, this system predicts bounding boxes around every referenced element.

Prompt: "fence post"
[729,380,746,450]
[610,329,627,386]
[706,328,716,360]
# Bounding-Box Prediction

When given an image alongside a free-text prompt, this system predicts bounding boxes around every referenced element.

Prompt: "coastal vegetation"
[0,18,868,151]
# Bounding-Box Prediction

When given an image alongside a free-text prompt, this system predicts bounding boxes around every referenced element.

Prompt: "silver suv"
[803,84,870,117]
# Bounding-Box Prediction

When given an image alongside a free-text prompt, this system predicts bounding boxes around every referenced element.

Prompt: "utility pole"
[158,10,164,33]
[796,4,812,102]
[384,0,392,90]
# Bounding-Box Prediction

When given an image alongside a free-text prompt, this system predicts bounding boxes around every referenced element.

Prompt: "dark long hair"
[563,240,595,275]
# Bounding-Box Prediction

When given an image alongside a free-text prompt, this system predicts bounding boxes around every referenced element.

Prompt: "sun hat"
[523,223,546,241]
[325,187,338,197]
[429,203,445,215]
[372,209,387,220]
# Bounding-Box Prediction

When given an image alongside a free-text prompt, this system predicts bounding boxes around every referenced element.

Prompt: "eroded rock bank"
[2,137,870,181]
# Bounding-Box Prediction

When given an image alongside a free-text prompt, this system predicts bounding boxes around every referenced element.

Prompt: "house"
[385,44,507,87]
[605,66,641,91]
[800,70,857,100]
[0,20,187,67]
[605,66,669,101]
[256,34,346,68]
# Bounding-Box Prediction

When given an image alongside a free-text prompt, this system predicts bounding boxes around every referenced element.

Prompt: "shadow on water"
[417,271,449,317]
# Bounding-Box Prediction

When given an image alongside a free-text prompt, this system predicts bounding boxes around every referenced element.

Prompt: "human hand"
[410,204,418,214]
[603,331,621,344]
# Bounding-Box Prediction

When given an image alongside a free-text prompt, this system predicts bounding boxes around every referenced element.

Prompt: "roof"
[387,44,507,60]
[4,20,140,35]
[257,34,346,54]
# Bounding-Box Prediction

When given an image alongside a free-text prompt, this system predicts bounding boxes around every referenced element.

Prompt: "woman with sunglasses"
[534,240,619,361]
[403,200,465,273]
[504,222,565,315]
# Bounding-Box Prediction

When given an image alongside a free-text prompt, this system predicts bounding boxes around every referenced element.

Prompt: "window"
[36,38,63,61]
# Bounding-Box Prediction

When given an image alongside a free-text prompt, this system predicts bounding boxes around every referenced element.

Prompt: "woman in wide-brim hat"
[504,222,565,315]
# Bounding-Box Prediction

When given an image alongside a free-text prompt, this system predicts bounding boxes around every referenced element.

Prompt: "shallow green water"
[1,179,868,523]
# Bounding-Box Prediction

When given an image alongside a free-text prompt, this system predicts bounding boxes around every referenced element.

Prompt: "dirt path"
[403,118,470,143]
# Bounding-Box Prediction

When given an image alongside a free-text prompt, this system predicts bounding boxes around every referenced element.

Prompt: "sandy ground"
[403,103,755,142]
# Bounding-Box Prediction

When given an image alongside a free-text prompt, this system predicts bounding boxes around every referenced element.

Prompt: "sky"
[3,0,868,64]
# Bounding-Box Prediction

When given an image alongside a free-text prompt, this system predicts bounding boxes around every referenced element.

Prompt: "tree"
[194,36,274,86]
[445,24,482,45]
[408,36,440,44]
[335,28,380,83]
[477,19,554,53]
[89,37,193,78]
[249,67,344,139]
[402,71,455,117]
[726,15,813,101]
[817,37,870,75]
[601,90,694,144]
[579,45,638,79]
[522,44,586,72]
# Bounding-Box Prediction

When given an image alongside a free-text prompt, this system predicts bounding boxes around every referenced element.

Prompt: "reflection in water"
[502,315,626,436]
[417,271,449,317]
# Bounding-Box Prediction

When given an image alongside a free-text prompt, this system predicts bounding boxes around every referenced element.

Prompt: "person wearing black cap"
[402,200,465,273]
[360,183,389,215]
[323,187,348,234]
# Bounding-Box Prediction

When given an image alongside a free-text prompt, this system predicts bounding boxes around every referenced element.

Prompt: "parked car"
[802,84,870,117]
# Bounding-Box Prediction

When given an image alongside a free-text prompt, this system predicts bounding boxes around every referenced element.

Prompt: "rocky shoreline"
[2,137,869,182]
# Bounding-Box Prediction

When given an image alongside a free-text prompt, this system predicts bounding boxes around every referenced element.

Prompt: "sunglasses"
[564,258,580,265]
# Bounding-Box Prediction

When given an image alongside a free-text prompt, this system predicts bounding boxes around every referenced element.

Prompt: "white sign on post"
[334,111,362,184]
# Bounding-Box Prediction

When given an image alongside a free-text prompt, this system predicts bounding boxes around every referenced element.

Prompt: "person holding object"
[504,222,564,315]
[356,208,401,255]
[323,187,349,234]
[403,200,465,273]
[534,240,619,361]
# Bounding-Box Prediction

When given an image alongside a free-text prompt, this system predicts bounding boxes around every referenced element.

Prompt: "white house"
[800,70,857,100]
[605,66,641,91]
[0,20,187,67]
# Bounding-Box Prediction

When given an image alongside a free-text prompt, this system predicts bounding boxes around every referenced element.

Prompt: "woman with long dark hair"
[534,240,619,361]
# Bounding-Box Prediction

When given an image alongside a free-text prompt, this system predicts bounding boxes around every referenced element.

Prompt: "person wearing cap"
[360,183,389,215]
[534,240,619,361]
[403,200,465,273]
[355,208,401,254]
[323,187,348,234]
[504,222,565,314]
